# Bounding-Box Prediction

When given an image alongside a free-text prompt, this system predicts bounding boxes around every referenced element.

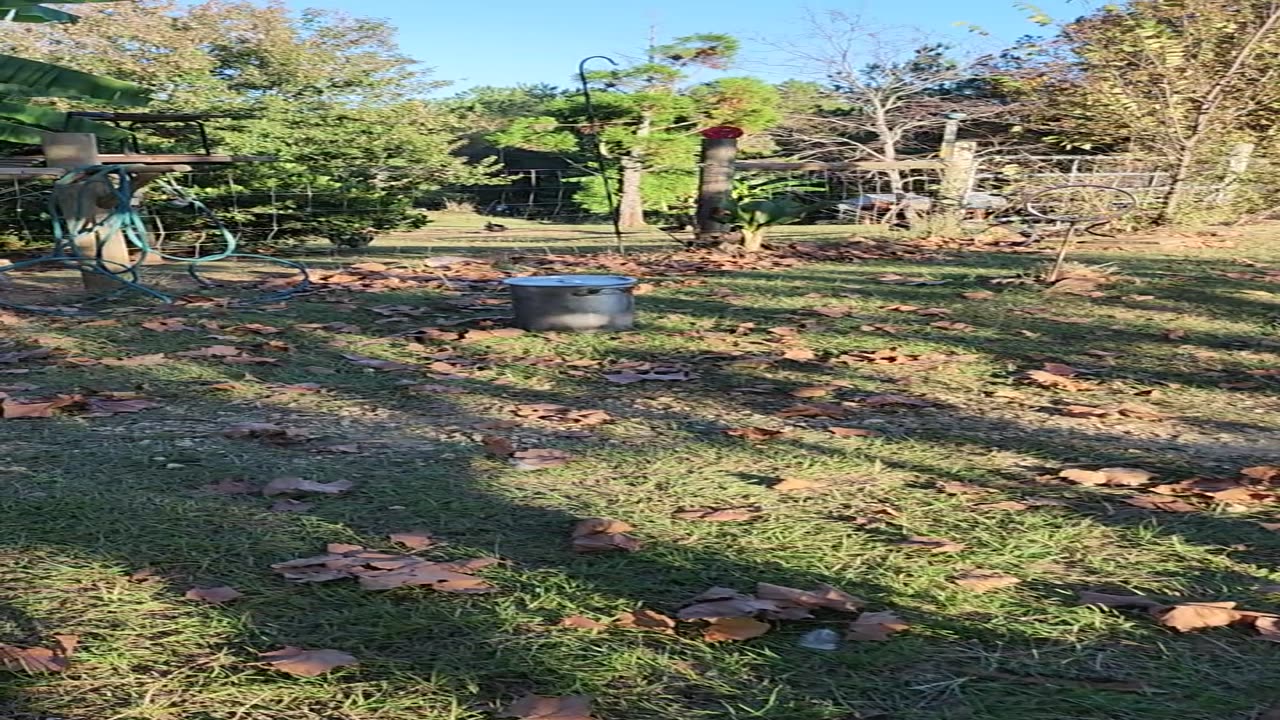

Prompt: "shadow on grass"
[2,242,1280,719]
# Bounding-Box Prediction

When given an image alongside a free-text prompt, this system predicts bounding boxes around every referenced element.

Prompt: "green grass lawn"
[2,227,1280,719]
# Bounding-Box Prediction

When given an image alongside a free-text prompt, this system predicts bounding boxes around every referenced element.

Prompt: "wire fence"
[0,150,1267,251]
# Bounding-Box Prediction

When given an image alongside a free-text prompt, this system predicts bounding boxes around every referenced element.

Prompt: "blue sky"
[285,0,1086,93]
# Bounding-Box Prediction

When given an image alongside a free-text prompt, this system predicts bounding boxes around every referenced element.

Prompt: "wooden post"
[695,135,739,239]
[1212,141,1256,204]
[42,132,132,292]
[939,140,978,220]
[940,118,961,160]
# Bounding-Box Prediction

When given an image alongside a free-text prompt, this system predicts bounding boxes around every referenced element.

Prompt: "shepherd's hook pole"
[579,55,625,254]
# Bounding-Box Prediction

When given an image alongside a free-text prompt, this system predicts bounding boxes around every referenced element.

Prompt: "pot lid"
[503,274,637,288]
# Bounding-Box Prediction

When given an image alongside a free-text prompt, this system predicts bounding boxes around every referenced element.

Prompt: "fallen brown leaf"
[3,399,64,419]
[0,635,77,673]
[1061,403,1168,421]
[272,545,498,593]
[222,423,312,445]
[258,646,358,677]
[756,582,865,613]
[829,427,883,439]
[860,323,903,334]
[184,586,243,604]
[780,348,818,361]
[613,609,677,634]
[511,448,573,471]
[953,570,1022,593]
[100,353,169,367]
[512,404,613,426]
[501,694,594,720]
[1253,616,1280,643]
[389,531,437,550]
[809,304,854,319]
[482,435,517,457]
[896,536,966,553]
[724,427,787,442]
[572,518,641,554]
[704,616,771,642]
[261,477,353,497]
[775,403,846,419]
[678,589,780,620]
[962,290,996,300]
[603,369,693,384]
[788,385,835,398]
[771,477,825,492]
[1059,467,1155,487]
[141,317,196,332]
[847,610,910,642]
[1152,602,1241,632]
[557,615,608,631]
[1243,466,1280,483]
[175,345,244,358]
[1024,370,1093,391]
[356,561,499,592]
[341,354,416,372]
[1124,494,1199,513]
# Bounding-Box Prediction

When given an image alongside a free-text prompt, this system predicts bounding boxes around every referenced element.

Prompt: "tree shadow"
[3,243,1280,719]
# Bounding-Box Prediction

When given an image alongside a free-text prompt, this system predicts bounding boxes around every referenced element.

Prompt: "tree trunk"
[877,124,918,227]
[1158,146,1198,225]
[617,111,653,229]
[740,228,765,253]
[618,153,646,228]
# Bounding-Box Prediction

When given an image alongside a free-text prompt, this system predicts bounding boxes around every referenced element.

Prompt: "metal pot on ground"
[503,275,637,332]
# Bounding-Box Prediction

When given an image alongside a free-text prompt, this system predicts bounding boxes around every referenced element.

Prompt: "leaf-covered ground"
[2,228,1280,720]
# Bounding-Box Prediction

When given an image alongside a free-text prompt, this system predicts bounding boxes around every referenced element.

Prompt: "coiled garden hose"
[0,165,310,315]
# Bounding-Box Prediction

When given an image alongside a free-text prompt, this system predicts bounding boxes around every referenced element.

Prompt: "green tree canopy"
[0,0,150,144]
[489,33,780,226]
[0,0,494,244]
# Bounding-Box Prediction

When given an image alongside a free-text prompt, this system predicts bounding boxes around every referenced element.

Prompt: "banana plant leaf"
[0,0,122,5]
[1,6,78,22]
[0,100,129,138]
[0,0,121,21]
[0,119,46,144]
[0,54,150,104]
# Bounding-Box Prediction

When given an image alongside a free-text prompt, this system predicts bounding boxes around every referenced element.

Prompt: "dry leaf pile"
[2,391,163,419]
[1057,465,1280,511]
[259,646,358,677]
[272,543,499,593]
[480,437,575,471]
[0,635,77,674]
[602,362,695,384]
[511,403,613,426]
[674,583,901,642]
[1078,591,1280,638]
[501,693,595,720]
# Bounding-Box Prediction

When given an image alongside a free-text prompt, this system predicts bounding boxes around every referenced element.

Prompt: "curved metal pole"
[578,55,625,253]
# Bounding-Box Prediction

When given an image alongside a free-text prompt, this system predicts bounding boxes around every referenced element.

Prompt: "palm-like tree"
[0,1,150,144]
